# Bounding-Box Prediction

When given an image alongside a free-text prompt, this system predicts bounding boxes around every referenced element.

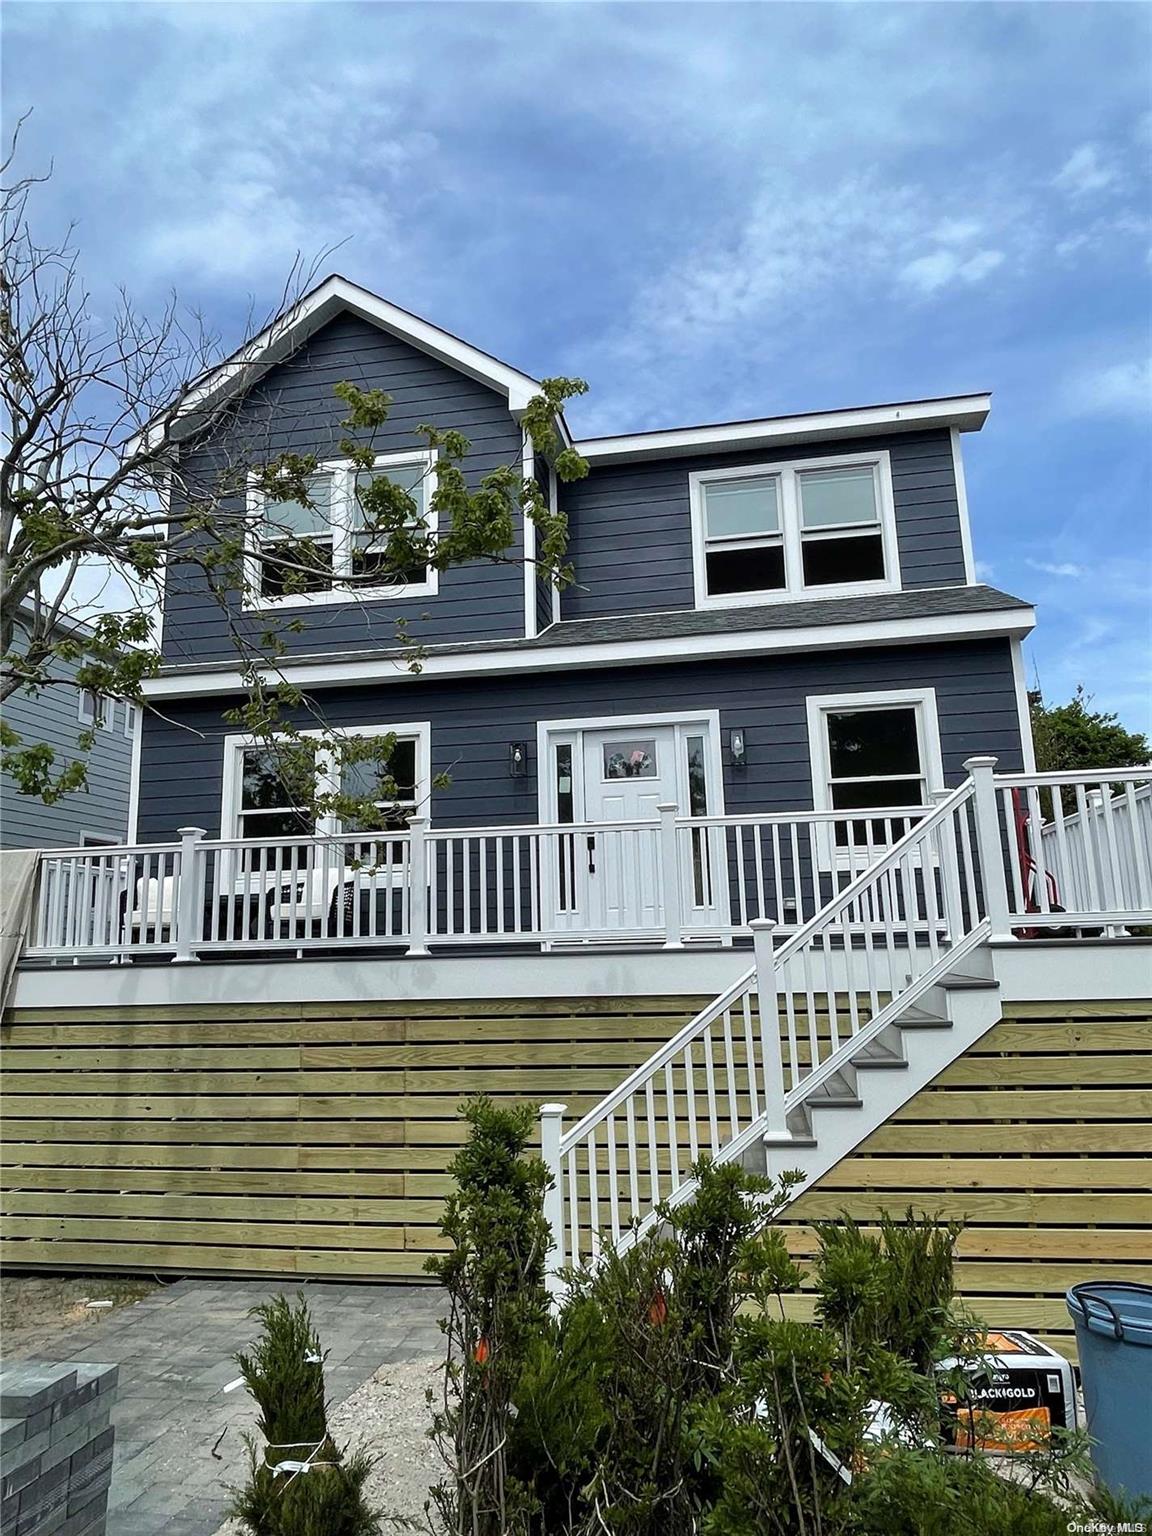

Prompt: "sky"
[6,0,1152,732]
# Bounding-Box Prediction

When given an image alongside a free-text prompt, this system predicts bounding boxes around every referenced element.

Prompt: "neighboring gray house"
[1,617,138,850]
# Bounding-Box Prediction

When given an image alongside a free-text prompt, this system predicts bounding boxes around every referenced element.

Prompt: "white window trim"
[690,450,901,610]
[806,685,944,811]
[535,709,726,825]
[78,688,115,731]
[806,687,943,870]
[220,721,433,841]
[243,450,439,612]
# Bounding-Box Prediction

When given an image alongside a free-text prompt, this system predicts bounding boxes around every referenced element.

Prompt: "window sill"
[694,577,900,611]
[242,578,438,612]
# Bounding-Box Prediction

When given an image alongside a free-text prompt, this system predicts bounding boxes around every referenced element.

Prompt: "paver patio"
[4,1276,443,1536]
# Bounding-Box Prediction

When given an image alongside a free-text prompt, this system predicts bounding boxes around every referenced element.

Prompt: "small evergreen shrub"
[229,1294,380,1536]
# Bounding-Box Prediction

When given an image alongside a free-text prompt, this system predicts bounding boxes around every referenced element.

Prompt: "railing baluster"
[771,823,785,926]
[586,1128,600,1257]
[841,907,860,1038]
[752,824,766,925]
[664,1061,681,1189]
[567,1148,580,1266]
[606,1111,621,1241]
[1123,781,1152,909]
[644,1078,660,1206]
[702,1024,720,1155]
[683,1043,700,1163]
[1097,784,1125,920]
[789,823,804,924]
[625,1097,641,1223]
[721,1007,740,1137]
[529,833,541,937]
[741,991,760,1120]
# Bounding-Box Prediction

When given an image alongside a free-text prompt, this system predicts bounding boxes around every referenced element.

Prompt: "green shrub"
[425,1095,552,1536]
[229,1294,380,1536]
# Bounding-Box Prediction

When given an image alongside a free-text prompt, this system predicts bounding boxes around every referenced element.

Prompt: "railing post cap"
[749,917,777,931]
[963,755,999,771]
[656,802,679,814]
[540,1102,568,1117]
[177,826,207,839]
[406,815,428,827]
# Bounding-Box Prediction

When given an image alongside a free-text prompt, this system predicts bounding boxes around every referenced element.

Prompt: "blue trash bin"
[1066,1282,1152,1499]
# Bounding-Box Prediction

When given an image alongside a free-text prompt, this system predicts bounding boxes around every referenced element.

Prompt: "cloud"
[1053,143,1119,198]
[1027,560,1087,579]
[1062,357,1152,418]
[900,247,1005,294]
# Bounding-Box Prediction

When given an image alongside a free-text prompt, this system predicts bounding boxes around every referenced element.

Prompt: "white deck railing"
[995,770,1152,931]
[23,803,934,962]
[22,763,1152,964]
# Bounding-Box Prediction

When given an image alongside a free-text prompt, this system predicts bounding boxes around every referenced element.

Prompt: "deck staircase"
[745,946,1002,1186]
[541,764,1011,1279]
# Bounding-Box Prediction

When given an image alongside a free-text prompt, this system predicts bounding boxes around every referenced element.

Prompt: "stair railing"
[542,761,999,1284]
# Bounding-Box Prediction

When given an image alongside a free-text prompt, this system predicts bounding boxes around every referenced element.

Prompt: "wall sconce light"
[729,728,747,769]
[509,742,528,778]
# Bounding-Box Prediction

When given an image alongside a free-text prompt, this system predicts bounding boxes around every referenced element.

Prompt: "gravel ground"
[214,1358,444,1534]
[1,1273,162,1354]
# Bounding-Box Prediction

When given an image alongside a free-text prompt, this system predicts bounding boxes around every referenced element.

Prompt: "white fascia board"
[142,604,1036,700]
[576,395,992,464]
[147,276,544,449]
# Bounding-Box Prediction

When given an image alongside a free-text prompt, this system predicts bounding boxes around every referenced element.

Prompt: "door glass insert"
[555,743,576,910]
[603,740,658,780]
[685,734,712,906]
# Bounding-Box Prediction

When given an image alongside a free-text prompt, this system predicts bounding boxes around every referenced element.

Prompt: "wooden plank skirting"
[3,996,1150,1356]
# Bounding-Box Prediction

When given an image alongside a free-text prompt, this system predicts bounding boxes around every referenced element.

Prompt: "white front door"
[582,727,677,933]
[544,717,726,940]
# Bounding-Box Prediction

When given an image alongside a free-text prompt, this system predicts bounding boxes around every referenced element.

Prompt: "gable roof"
[156,275,988,464]
[159,273,550,445]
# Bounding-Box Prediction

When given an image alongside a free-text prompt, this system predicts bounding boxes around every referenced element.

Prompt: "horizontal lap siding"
[2,999,1146,1358]
[136,639,1023,839]
[561,429,968,621]
[779,1002,1152,1358]
[161,315,526,664]
[1,656,133,849]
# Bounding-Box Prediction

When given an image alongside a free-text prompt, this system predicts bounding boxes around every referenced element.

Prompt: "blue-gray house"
[128,274,1035,945]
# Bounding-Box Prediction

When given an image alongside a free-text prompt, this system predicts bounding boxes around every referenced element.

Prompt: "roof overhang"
[147,274,554,451]
[575,394,992,465]
[143,601,1034,701]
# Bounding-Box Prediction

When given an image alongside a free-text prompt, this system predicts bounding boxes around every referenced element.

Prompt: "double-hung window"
[691,452,897,606]
[255,472,337,598]
[235,747,318,871]
[247,453,436,608]
[226,725,429,852]
[807,688,942,850]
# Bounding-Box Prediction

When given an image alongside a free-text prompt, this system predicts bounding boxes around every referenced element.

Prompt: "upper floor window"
[246,453,437,610]
[690,452,899,608]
